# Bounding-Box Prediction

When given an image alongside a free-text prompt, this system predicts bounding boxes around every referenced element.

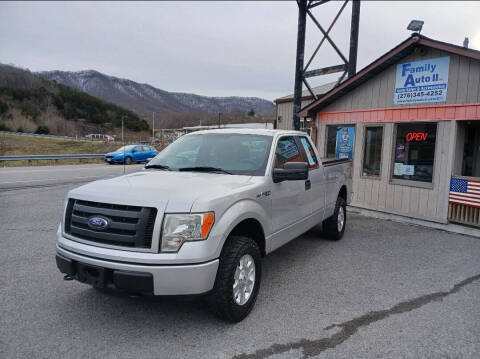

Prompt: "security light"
[407,20,424,33]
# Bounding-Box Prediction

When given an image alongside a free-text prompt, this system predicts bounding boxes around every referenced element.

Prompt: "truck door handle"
[305,180,311,191]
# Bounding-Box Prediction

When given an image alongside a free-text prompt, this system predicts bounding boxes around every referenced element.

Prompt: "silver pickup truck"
[56,129,352,322]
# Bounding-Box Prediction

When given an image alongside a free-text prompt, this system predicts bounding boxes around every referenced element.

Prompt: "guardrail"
[0,130,92,141]
[0,154,106,162]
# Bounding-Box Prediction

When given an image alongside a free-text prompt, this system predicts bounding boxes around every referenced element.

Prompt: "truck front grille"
[64,199,157,249]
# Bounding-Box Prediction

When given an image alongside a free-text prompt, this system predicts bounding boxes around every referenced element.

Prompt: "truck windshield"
[148,133,273,176]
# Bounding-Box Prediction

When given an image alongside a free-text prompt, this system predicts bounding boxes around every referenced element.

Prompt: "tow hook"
[63,274,74,281]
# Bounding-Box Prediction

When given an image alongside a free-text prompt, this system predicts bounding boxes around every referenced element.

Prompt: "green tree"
[248,109,255,117]
[34,125,50,134]
[0,122,11,131]
[0,100,8,116]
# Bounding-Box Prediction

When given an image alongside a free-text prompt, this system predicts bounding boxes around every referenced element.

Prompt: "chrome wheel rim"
[233,254,255,306]
[337,206,345,232]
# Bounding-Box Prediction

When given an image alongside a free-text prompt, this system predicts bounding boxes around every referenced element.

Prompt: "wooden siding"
[276,99,314,130]
[323,47,480,112]
[316,120,455,223]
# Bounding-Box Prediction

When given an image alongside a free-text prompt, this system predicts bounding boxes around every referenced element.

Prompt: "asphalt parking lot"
[1,165,479,358]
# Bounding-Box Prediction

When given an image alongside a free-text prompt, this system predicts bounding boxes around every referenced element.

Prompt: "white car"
[56,129,352,322]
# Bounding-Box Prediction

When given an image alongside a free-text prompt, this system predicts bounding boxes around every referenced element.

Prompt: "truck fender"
[212,199,269,258]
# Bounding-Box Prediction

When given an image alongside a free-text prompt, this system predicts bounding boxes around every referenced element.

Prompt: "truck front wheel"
[208,236,261,322]
[323,196,347,241]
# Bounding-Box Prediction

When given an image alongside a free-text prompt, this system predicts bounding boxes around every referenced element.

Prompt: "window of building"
[362,126,383,177]
[326,125,356,160]
[326,126,338,158]
[275,136,303,168]
[299,136,319,168]
[392,123,437,183]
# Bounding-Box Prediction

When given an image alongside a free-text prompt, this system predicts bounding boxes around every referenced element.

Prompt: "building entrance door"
[461,122,480,177]
[449,120,480,227]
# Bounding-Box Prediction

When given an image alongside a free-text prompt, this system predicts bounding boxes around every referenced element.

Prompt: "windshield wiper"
[178,166,232,174]
[144,164,171,170]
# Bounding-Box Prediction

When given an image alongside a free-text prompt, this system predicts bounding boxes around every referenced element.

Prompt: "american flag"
[449,178,480,208]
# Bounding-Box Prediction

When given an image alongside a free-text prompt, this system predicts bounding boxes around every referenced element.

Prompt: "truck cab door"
[298,136,326,224]
[270,136,311,249]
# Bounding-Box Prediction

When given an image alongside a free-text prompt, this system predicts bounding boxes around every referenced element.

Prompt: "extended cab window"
[275,136,303,168]
[299,137,318,168]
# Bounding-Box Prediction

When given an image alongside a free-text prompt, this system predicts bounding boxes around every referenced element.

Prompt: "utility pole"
[122,116,125,174]
[293,0,307,131]
[121,116,124,144]
[218,112,222,128]
[348,0,361,78]
[152,112,155,140]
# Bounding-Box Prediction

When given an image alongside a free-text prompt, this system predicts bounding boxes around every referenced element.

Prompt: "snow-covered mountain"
[38,70,274,116]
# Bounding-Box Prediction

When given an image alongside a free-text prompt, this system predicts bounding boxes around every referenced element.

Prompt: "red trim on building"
[317,103,480,124]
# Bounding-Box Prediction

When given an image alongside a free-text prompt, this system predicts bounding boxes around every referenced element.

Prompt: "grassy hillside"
[0,133,120,155]
[0,64,149,135]
[0,133,123,167]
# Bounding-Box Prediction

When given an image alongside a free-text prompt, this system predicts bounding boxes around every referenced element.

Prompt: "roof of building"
[298,34,480,117]
[274,82,337,104]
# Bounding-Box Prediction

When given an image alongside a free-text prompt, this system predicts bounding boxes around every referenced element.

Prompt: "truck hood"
[68,170,255,212]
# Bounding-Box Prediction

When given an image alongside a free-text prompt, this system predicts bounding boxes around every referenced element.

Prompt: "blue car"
[105,145,158,165]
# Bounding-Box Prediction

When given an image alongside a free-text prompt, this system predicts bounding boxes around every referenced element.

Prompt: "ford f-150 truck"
[56,129,352,322]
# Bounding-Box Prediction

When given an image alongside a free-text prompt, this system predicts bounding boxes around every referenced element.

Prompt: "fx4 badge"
[256,191,271,199]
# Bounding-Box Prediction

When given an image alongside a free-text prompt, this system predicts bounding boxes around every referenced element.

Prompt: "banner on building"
[335,126,355,160]
[449,177,480,209]
[394,56,450,105]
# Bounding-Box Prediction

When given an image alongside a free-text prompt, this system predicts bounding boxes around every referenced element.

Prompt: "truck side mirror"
[273,162,308,183]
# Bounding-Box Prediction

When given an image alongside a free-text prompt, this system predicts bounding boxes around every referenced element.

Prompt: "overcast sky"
[1,1,480,101]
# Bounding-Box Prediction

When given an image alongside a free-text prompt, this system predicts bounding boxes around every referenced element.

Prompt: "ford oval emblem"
[88,216,109,230]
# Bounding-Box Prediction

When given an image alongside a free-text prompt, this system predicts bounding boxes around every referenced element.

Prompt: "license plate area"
[76,262,105,287]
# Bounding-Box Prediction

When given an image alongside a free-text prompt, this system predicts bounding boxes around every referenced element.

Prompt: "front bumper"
[104,157,123,163]
[56,245,219,295]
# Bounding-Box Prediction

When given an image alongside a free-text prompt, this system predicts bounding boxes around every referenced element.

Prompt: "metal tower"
[293,0,361,130]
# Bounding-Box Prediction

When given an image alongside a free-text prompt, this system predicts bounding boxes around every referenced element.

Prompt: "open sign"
[406,132,428,142]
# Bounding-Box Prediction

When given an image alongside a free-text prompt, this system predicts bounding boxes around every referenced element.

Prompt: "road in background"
[0,167,479,358]
[0,163,144,190]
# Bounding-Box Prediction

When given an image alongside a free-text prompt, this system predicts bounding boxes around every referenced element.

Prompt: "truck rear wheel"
[208,236,261,322]
[323,197,346,241]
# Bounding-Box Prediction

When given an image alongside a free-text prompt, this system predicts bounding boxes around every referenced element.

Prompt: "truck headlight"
[161,212,215,252]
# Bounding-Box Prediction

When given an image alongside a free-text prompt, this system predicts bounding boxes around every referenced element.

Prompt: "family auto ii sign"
[394,56,450,105]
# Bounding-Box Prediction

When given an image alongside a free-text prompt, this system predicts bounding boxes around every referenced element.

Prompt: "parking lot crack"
[233,273,480,359]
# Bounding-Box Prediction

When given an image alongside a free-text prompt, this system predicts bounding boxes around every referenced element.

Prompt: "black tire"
[108,162,114,165]
[323,197,347,241]
[208,236,262,322]
[124,156,132,165]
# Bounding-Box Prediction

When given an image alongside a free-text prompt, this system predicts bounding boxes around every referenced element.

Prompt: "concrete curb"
[348,205,480,238]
